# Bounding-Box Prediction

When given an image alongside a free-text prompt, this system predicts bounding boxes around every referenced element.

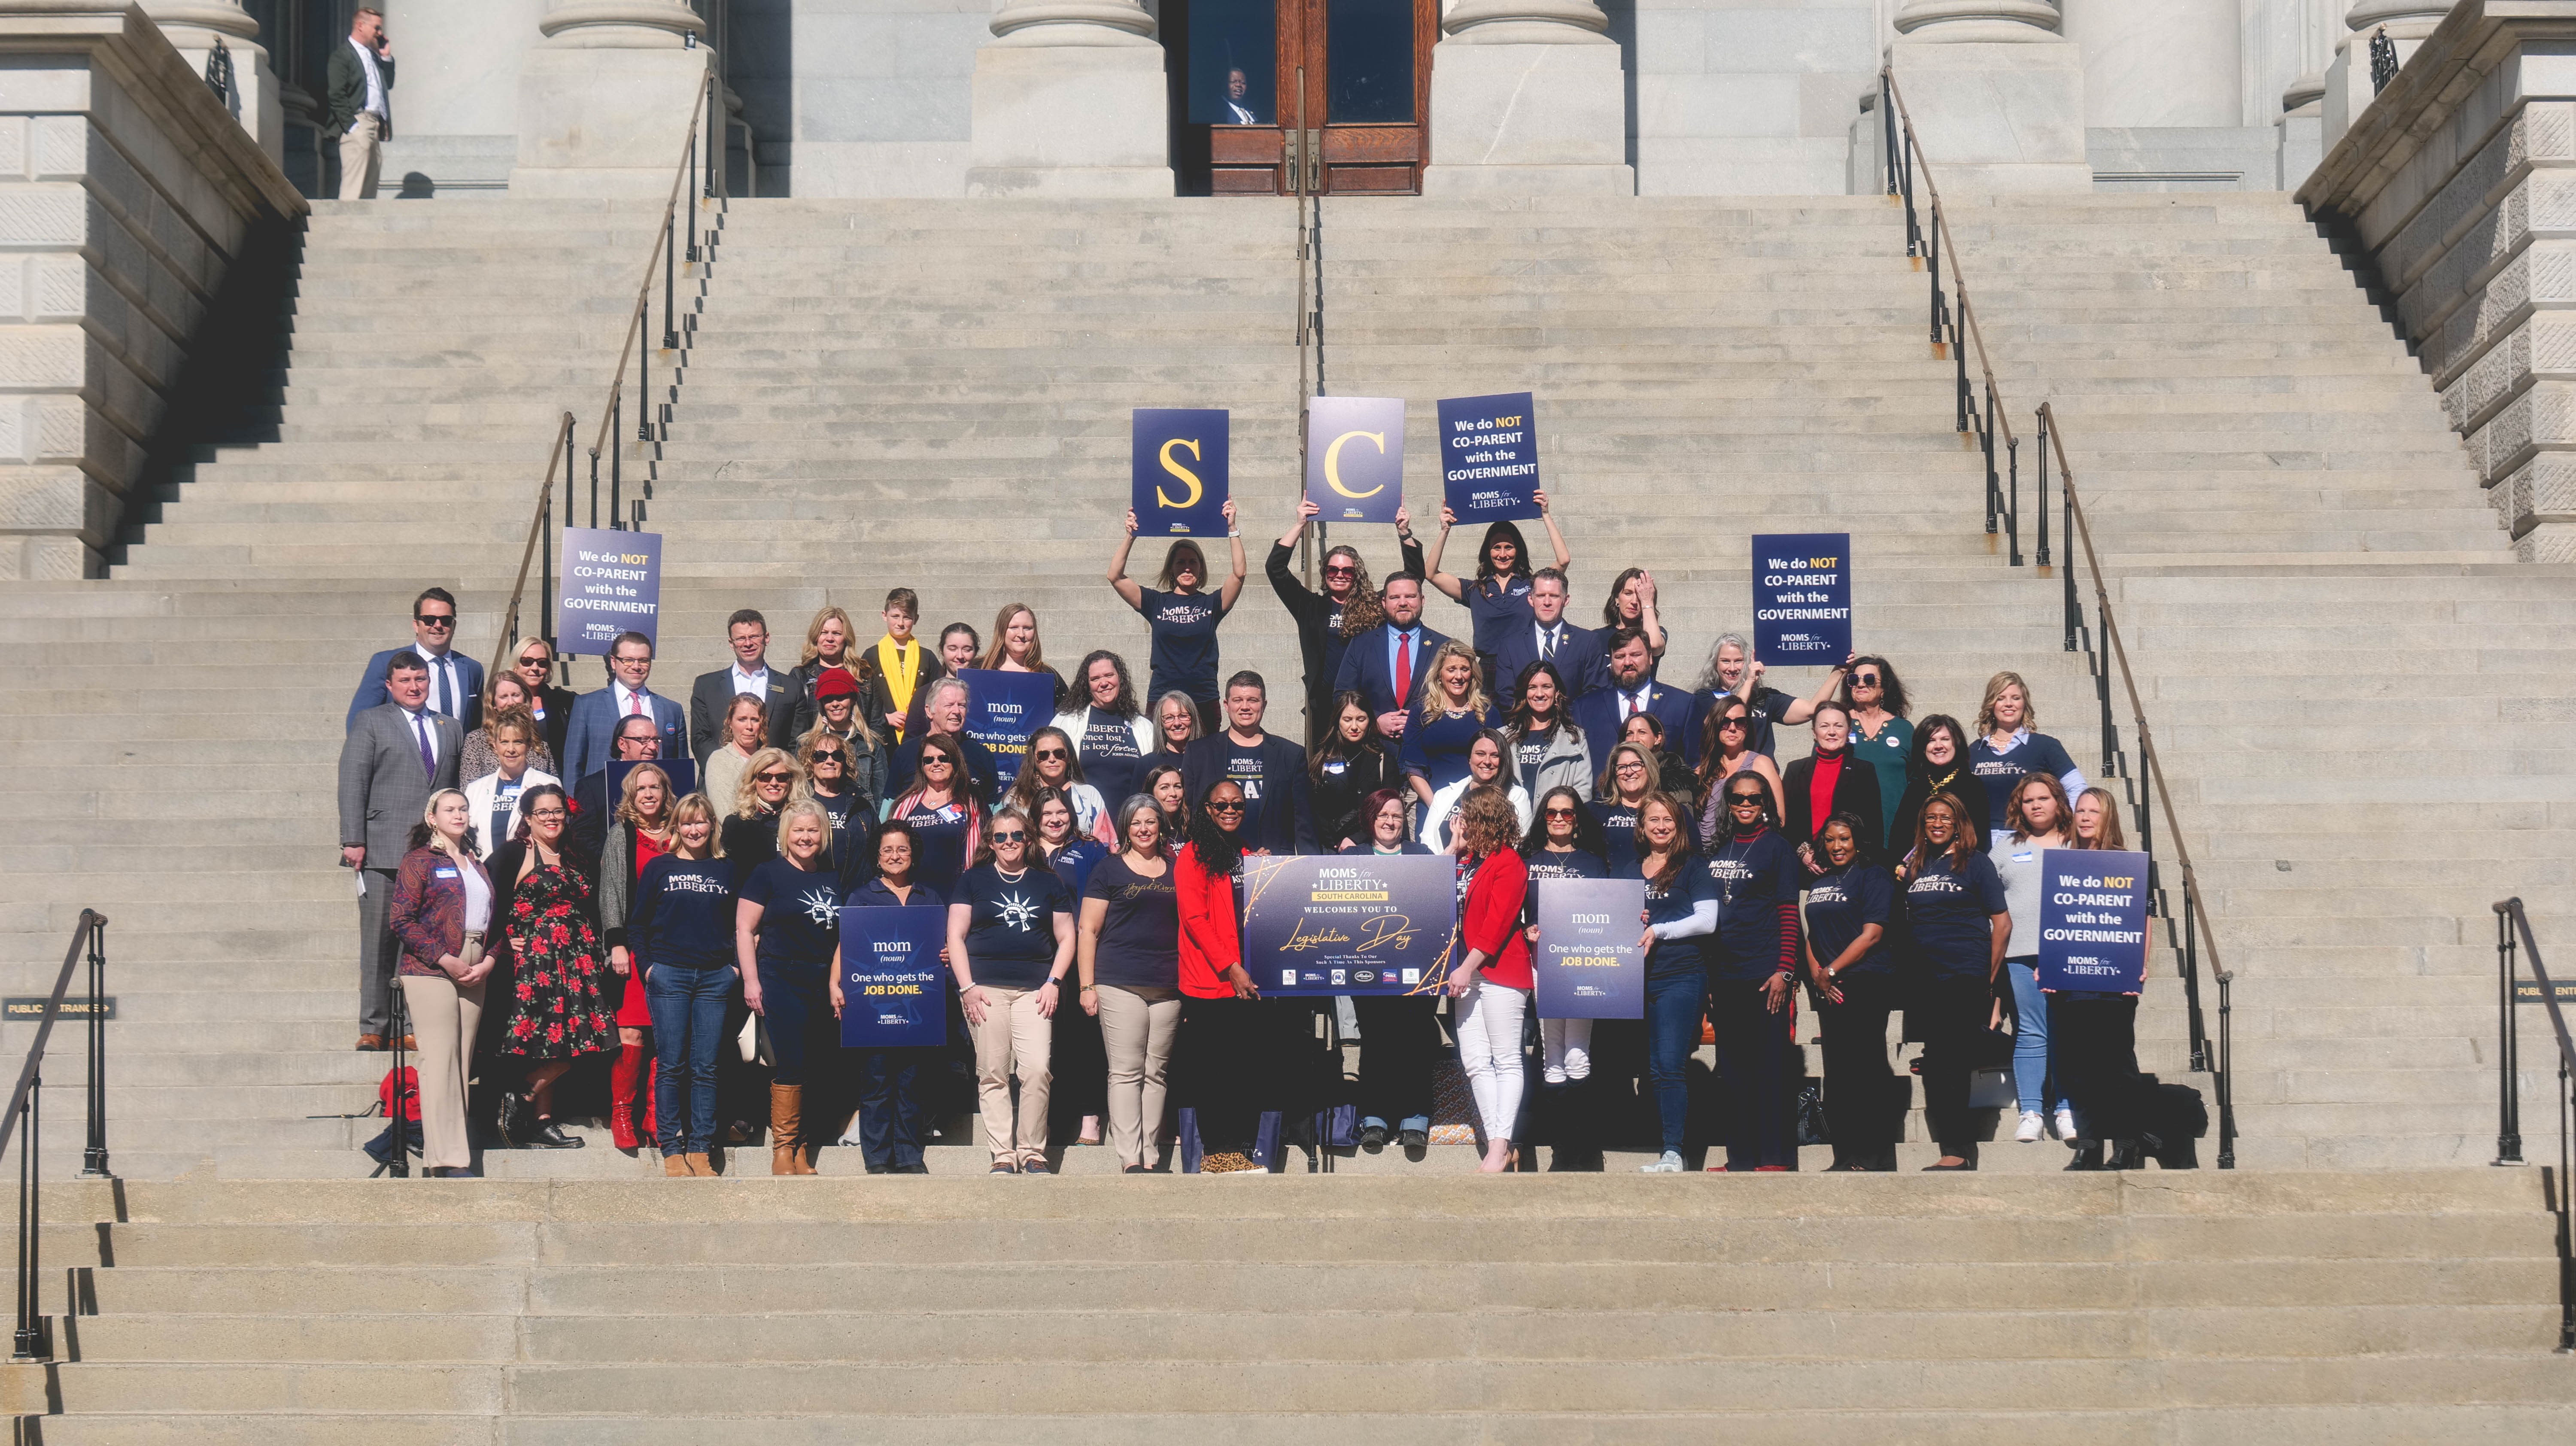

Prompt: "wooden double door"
[1167,0,1438,195]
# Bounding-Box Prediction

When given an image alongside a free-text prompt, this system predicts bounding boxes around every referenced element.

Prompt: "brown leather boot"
[770,1083,805,1176]
[682,1152,713,1176]
[663,1154,688,1177]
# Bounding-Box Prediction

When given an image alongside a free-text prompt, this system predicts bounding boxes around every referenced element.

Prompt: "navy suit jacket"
[1572,678,1701,780]
[1331,622,1452,719]
[560,686,687,788]
[1490,621,1611,711]
[346,648,483,732]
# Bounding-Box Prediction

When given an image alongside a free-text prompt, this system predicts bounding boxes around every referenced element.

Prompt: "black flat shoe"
[1122,1163,1150,1175]
[1358,1123,1388,1150]
[525,1118,583,1149]
[496,1092,526,1147]
[1399,1127,1429,1151]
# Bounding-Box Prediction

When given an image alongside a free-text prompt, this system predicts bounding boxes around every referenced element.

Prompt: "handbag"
[1967,1065,2016,1109]
[737,1012,772,1065]
[1794,1078,1830,1146]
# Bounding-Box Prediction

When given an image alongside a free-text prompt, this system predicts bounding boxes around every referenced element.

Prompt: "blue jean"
[646,964,736,1157]
[2002,957,2067,1116]
[857,1047,930,1170]
[1644,966,1709,1155]
[757,958,837,1088]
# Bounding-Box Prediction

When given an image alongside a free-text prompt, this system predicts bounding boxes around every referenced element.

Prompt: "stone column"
[141,0,283,161]
[1419,0,1631,195]
[1884,0,2090,191]
[963,0,1170,197]
[510,0,711,199]
[2322,2,2450,150]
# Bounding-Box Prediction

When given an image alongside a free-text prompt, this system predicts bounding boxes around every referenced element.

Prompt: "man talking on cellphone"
[327,8,394,200]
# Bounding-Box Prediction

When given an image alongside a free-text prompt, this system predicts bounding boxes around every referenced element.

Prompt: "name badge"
[434,868,459,879]
[2011,852,2035,863]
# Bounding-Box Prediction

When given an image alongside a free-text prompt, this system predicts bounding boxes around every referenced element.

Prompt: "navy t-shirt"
[630,854,735,971]
[1047,839,1106,897]
[1464,575,1536,655]
[1902,849,2009,981]
[1081,712,1147,810]
[954,863,1072,990]
[1965,732,2079,834]
[1138,587,1227,702]
[1083,853,1181,990]
[889,796,974,895]
[1591,801,1641,874]
[741,857,843,971]
[1522,846,1606,925]
[1402,708,1500,793]
[1806,861,1896,980]
[1224,738,1269,842]
[1702,829,1802,983]
[1631,854,1717,981]
[1513,723,1559,799]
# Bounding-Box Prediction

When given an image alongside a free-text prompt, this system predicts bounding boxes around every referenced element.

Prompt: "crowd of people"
[337,497,2166,1178]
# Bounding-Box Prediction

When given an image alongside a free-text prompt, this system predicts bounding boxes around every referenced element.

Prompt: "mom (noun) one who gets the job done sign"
[1437,392,1541,523]
[1132,408,1231,536]
[558,527,663,656]
[2036,849,2153,994]
[1750,532,1851,665]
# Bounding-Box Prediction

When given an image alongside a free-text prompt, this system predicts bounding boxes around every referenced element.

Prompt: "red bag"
[378,1065,421,1123]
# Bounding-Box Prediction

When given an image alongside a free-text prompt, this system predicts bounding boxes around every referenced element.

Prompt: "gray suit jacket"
[339,703,463,863]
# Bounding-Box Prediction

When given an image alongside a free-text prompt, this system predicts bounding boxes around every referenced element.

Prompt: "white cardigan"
[1425,778,1532,854]
[463,766,562,860]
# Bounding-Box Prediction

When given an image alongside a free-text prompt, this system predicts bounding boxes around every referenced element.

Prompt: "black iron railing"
[2490,899,2576,1352]
[1881,68,2235,1168]
[7,910,109,1361]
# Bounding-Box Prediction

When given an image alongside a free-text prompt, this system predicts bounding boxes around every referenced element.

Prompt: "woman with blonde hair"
[596,760,679,1150]
[2070,786,2127,851]
[460,675,559,783]
[1994,771,2077,1145]
[507,635,578,763]
[787,605,863,738]
[703,694,772,815]
[978,601,1069,713]
[721,747,802,883]
[1400,638,1499,812]
[461,706,560,861]
[631,791,731,1174]
[737,798,845,1173]
[386,788,495,1176]
[2052,784,2155,1167]
[1967,671,2086,842]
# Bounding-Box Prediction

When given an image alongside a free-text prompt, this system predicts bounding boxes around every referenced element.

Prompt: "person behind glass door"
[1078,795,1184,1173]
[1109,501,1248,735]
[1222,66,1261,124]
[1839,655,1913,844]
[1051,650,1156,813]
[630,792,732,1175]
[1424,495,1571,688]
[1520,786,1608,1169]
[386,788,491,1175]
[1269,498,1425,745]
[596,760,676,1154]
[1308,691,1399,853]
[1033,787,1109,1149]
[1899,791,2011,1172]
[1993,772,2077,1146]
[1007,726,1115,845]
[834,821,945,1174]
[979,601,1069,714]
[1701,775,1802,1172]
[738,799,844,1175]
[1695,696,1783,841]
[1339,787,1437,1151]
[1630,793,1717,1173]
[948,806,1078,1175]
[1889,714,1991,861]
[1804,811,1902,1171]
[1448,787,1537,1174]
[2053,786,2154,1168]
[1967,671,2087,845]
[488,784,612,1151]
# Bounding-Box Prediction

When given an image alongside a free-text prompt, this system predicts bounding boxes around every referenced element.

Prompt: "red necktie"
[1393,632,1413,706]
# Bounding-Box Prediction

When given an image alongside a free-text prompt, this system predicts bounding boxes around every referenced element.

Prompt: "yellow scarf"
[875,635,921,721]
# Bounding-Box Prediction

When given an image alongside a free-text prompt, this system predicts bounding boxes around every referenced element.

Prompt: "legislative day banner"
[959,668,1060,785]
[838,905,949,1048]
[558,528,662,656]
[1750,532,1852,664]
[2036,848,2152,994]
[1132,408,1231,536]
[1436,392,1541,523]
[1305,395,1404,525]
[1532,878,1646,1020]
[607,759,696,808]
[1240,853,1458,996]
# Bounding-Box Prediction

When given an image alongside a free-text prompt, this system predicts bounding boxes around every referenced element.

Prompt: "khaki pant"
[336,113,383,200]
[399,971,485,1171]
[1097,983,1179,1169]
[969,984,1052,1167]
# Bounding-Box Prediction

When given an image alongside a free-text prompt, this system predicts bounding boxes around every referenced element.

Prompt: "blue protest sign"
[1532,878,1646,1020]
[959,668,1060,785]
[1132,408,1230,537]
[1306,395,1404,525]
[607,759,696,809]
[558,528,662,656]
[1750,532,1852,665]
[838,905,949,1048]
[1436,392,1540,523]
[1239,853,1458,996]
[2036,849,2152,994]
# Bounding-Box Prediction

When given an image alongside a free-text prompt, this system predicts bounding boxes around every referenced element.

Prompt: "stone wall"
[0,1,305,579]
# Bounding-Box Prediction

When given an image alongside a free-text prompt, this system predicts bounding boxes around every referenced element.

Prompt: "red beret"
[815,668,860,700]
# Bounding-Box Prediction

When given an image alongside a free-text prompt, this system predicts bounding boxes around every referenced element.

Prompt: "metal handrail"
[2490,898,2576,1352]
[8,910,108,1361]
[486,412,577,684]
[1880,70,2235,1168]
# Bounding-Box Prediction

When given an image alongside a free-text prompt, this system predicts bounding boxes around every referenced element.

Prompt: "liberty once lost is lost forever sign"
[1239,853,1458,996]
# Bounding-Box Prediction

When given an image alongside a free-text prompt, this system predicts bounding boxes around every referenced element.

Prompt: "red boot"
[643,1057,660,1147]
[609,1043,644,1151]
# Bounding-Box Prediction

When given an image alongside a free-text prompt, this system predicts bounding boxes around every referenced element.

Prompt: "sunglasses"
[415,614,454,628]
[1543,806,1577,819]
[923,756,954,768]
[812,751,844,764]
[990,831,1027,844]
[1034,748,1069,761]
[755,771,795,784]
[1728,793,1767,808]
[1208,800,1246,813]
[1322,565,1356,577]
[1853,674,1881,687]
[518,654,550,668]
[1718,715,1749,730]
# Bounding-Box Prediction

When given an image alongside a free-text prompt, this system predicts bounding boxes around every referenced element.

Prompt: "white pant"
[1541,1017,1593,1084]
[1454,977,1528,1145]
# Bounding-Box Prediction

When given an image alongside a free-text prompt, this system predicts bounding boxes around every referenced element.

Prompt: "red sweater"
[1460,849,1535,991]
[1173,841,1242,999]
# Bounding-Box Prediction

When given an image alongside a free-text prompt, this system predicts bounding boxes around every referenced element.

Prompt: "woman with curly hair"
[488,782,613,1150]
[1268,497,1425,743]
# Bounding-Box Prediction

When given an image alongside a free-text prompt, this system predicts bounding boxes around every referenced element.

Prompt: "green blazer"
[324,40,394,139]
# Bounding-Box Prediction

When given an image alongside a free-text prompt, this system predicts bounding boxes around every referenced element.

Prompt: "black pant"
[1351,994,1441,1129]
[856,1047,930,1170]
[1172,995,1280,1154]
[2052,994,2145,1141]
[1816,972,1904,1168]
[1912,973,1995,1158]
[1708,977,1795,1170]
[1051,991,1108,1127]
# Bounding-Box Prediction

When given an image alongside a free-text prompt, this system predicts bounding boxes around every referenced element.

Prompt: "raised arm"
[1216,499,1249,613]
[1268,501,1318,610]
[1534,489,1571,571]
[1107,510,1145,610]
[1422,505,1468,602]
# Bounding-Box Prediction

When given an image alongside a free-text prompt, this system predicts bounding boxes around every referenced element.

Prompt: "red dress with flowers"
[501,860,616,1061]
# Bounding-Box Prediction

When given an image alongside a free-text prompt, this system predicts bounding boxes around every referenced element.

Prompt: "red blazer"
[1461,848,1534,991]
[1173,841,1242,1000]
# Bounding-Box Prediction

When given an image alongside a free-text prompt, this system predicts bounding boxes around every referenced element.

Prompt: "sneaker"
[988,1161,1017,1175]
[1020,1160,1051,1176]
[1640,1150,1685,1174]
[1358,1121,1388,1151]
[2015,1111,2045,1143]
[2054,1108,2079,1142]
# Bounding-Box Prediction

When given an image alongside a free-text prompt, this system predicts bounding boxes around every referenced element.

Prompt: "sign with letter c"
[1304,395,1405,524]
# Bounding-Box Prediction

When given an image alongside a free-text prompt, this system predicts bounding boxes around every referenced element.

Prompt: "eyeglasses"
[1207,800,1245,814]
[990,831,1027,844]
[414,614,454,629]
[1616,761,1646,774]
[755,771,795,784]
[527,808,568,820]
[1543,807,1577,819]
[1033,748,1068,761]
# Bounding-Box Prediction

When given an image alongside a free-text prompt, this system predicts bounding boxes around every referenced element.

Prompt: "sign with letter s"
[2036,849,2152,994]
[1750,532,1851,664]
[1305,396,1404,525]
[1132,409,1231,537]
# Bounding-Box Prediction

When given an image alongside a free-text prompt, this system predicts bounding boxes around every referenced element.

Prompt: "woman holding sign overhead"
[1425,492,1570,684]
[1109,503,1248,735]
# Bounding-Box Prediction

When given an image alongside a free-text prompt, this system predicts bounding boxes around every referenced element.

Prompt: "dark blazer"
[690,663,796,761]
[339,703,464,863]
[1490,621,1612,711]
[1308,743,1398,853]
[1571,679,1699,780]
[560,686,686,789]
[1891,770,1995,861]
[1180,732,1316,855]
[324,38,393,137]
[347,648,481,732]
[527,684,578,764]
[1332,622,1452,720]
[566,769,617,872]
[784,660,855,740]
[1780,750,1885,858]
